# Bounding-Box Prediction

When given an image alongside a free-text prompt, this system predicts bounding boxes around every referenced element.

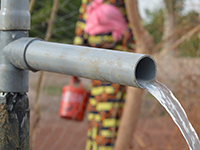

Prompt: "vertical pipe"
[0,0,30,150]
[0,0,30,92]
[0,0,30,30]
[0,31,29,92]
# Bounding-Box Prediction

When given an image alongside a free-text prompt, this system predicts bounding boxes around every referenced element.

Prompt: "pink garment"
[84,0,128,41]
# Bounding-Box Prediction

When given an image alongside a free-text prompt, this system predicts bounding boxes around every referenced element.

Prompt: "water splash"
[143,80,200,150]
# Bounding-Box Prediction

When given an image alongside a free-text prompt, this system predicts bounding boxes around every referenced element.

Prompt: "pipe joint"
[3,37,41,72]
[0,32,30,92]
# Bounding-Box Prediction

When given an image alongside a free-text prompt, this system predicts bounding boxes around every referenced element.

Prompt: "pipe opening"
[135,56,156,88]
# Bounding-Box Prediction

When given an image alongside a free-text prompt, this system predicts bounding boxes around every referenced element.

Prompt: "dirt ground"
[28,56,200,150]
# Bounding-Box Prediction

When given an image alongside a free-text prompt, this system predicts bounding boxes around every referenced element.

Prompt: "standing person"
[73,0,135,149]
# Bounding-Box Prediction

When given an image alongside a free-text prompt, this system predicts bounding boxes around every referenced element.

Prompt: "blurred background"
[23,0,200,149]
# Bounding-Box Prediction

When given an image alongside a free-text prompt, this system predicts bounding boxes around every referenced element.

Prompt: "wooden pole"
[30,0,60,149]
[29,0,36,14]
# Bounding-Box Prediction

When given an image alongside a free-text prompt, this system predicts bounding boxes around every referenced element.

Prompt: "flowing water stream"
[142,80,200,150]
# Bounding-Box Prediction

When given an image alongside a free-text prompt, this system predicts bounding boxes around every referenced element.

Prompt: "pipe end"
[135,56,156,88]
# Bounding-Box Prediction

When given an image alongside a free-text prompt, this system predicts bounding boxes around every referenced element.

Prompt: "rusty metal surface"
[0,93,29,150]
[0,0,30,30]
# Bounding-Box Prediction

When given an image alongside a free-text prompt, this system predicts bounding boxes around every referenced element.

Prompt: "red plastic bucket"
[59,76,89,121]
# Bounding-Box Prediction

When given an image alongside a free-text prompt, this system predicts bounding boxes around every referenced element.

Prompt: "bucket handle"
[69,76,84,89]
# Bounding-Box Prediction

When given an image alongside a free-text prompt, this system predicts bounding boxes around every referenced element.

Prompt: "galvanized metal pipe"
[0,0,30,30]
[0,0,30,92]
[0,1,30,150]
[4,38,156,89]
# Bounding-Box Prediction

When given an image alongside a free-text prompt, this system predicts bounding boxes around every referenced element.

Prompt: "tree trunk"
[124,0,154,54]
[114,0,154,150]
[163,24,200,56]
[160,0,177,57]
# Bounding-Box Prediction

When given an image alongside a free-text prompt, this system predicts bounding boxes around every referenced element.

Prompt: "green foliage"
[178,11,200,27]
[144,9,164,45]
[52,0,81,43]
[30,0,81,44]
[178,11,200,57]
[179,34,200,57]
[30,0,52,39]
[144,5,200,57]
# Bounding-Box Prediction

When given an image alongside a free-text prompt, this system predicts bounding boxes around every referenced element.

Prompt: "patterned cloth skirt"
[85,80,126,150]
